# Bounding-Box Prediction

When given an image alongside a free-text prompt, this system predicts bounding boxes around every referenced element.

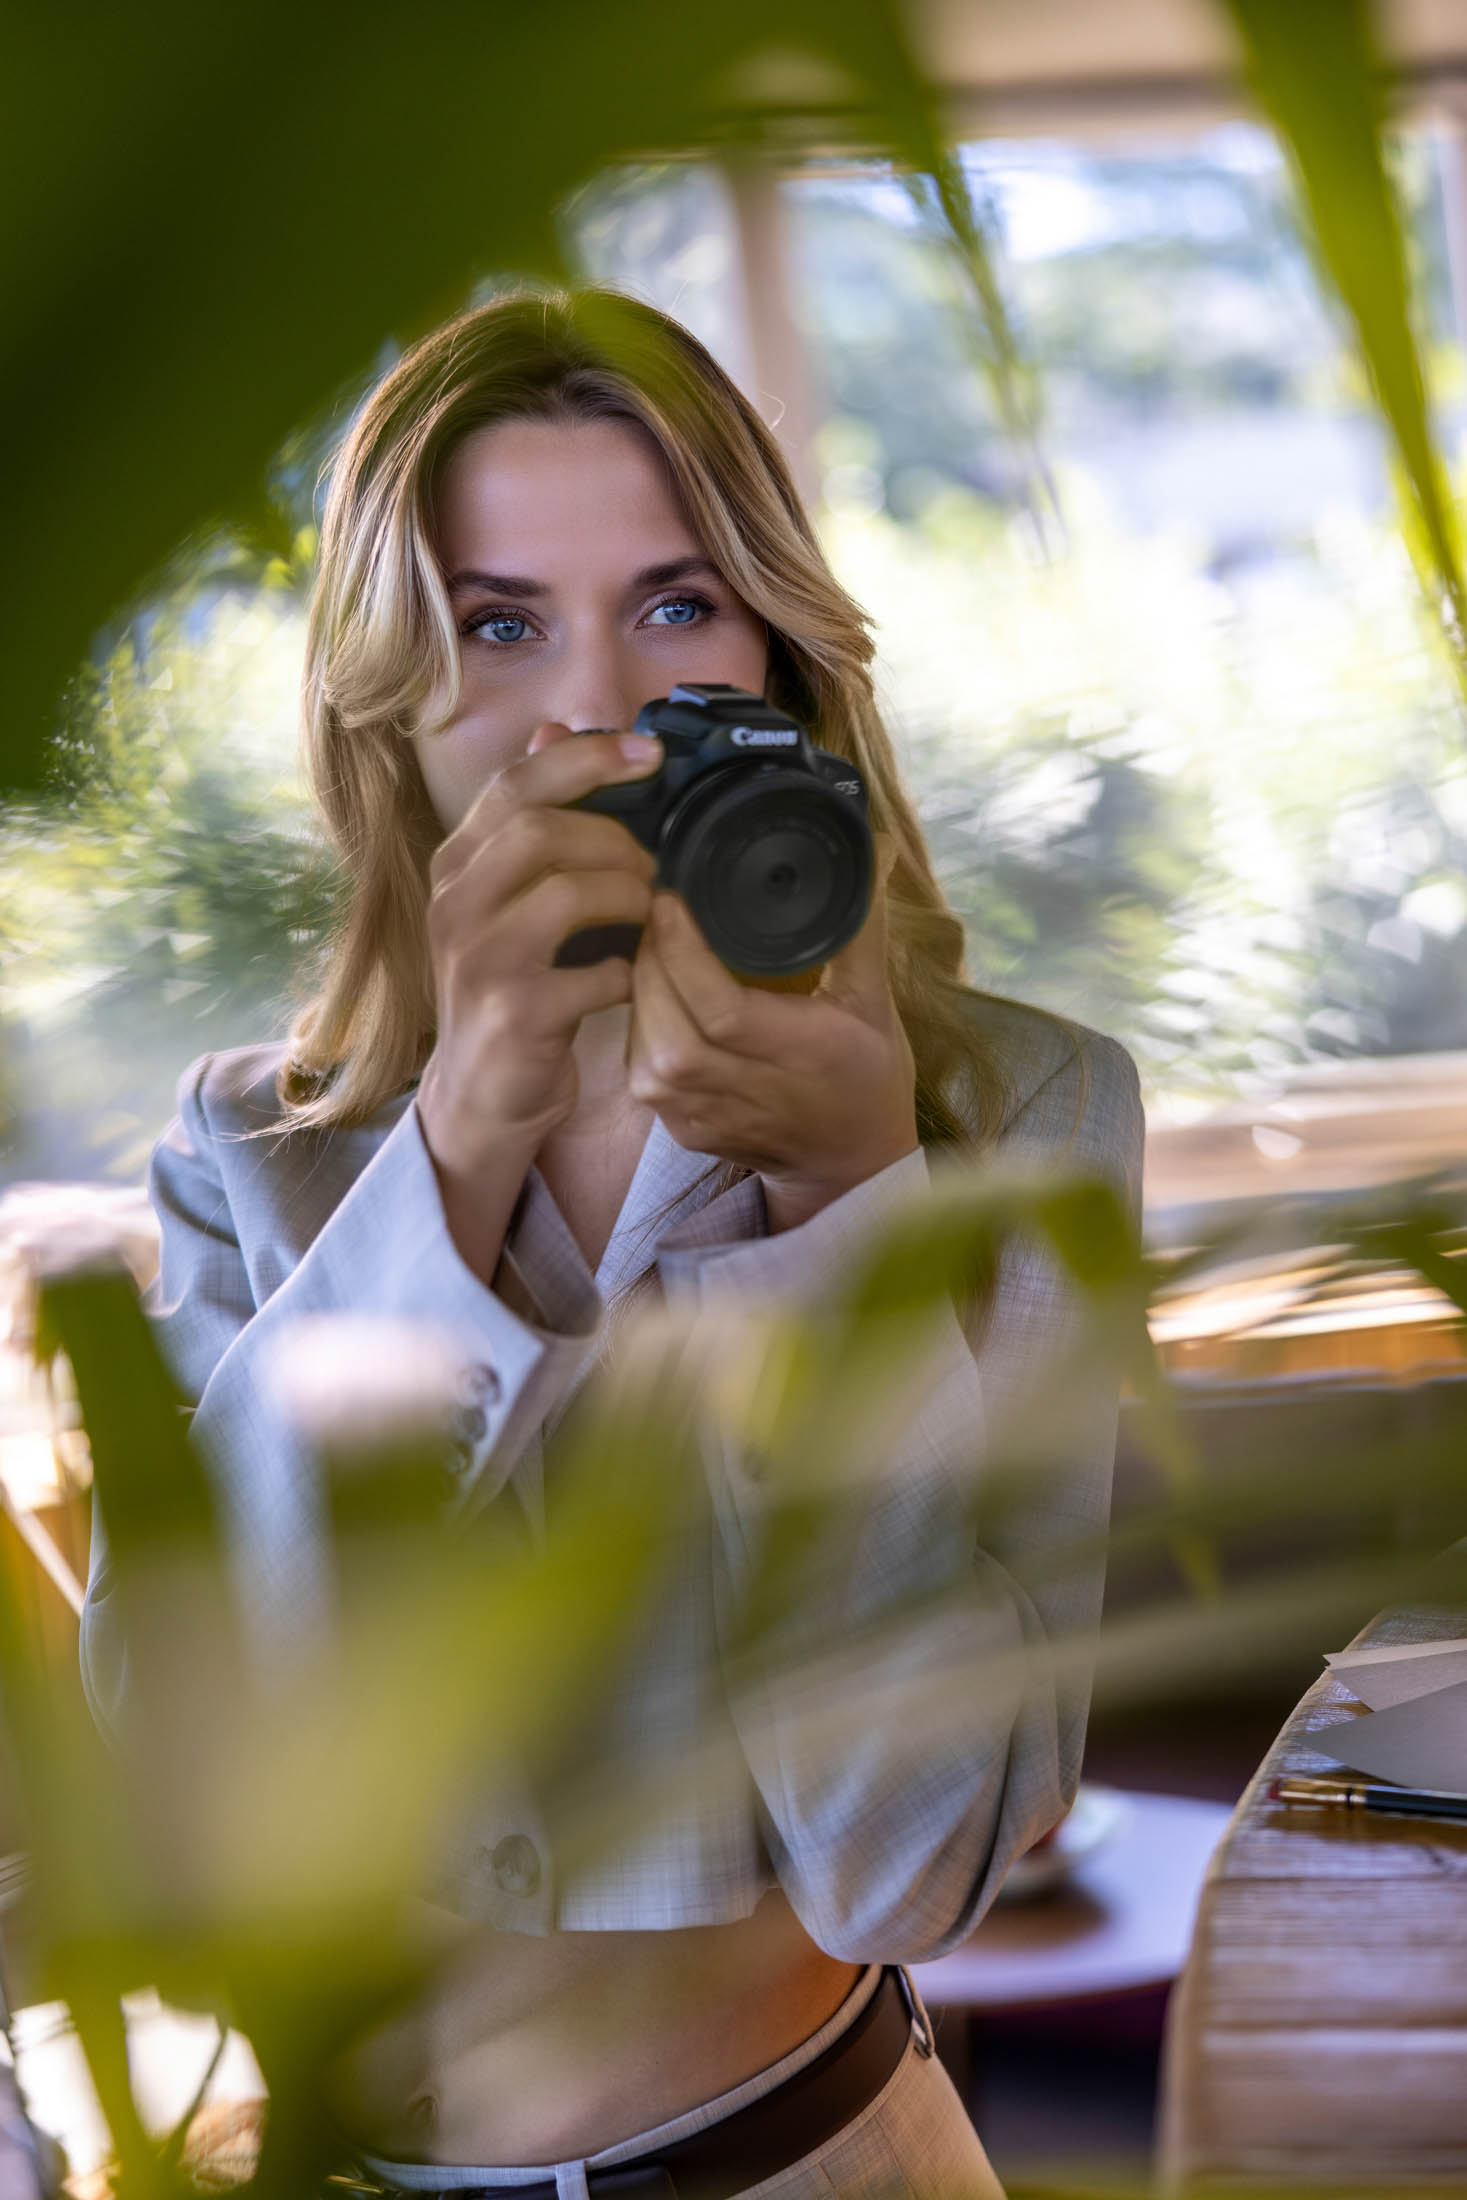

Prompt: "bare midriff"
[324,1890,862,2167]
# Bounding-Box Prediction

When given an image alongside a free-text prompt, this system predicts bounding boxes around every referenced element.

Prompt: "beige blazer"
[82,990,1143,1963]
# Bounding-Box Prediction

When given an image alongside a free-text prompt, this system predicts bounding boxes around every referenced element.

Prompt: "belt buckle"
[892,1965,936,2060]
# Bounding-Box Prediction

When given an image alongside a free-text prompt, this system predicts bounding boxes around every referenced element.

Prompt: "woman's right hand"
[416,722,664,1186]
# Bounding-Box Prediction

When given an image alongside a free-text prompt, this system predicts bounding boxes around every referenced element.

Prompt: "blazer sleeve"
[654,1022,1144,1964]
[80,1051,605,1743]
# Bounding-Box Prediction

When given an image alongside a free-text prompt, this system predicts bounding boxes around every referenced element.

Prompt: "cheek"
[412,704,521,833]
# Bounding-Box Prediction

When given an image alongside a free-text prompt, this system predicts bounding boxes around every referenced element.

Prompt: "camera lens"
[666,772,870,976]
[726,816,835,939]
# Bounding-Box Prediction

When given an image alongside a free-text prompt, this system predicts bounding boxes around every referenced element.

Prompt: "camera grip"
[552,918,646,969]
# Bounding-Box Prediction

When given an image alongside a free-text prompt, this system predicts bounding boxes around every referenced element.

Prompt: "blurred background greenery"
[6,115,1467,1178]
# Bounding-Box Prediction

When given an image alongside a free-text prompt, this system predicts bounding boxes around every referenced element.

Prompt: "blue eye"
[469,613,531,646]
[646,595,713,628]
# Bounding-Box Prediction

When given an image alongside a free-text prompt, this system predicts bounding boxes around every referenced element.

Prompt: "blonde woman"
[83,289,1142,2199]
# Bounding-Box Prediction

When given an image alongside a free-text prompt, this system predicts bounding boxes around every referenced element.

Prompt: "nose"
[545,633,661,738]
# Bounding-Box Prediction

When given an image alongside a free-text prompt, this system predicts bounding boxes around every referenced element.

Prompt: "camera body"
[553,683,873,979]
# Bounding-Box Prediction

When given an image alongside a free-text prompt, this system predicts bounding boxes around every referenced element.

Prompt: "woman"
[82,288,1143,2198]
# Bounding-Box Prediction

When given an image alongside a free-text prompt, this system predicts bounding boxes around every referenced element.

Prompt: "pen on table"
[1269,1773,1467,1823]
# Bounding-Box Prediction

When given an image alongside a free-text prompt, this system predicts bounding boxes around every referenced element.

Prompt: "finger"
[647,891,787,1054]
[512,722,662,808]
[514,864,654,971]
[443,805,657,928]
[434,724,663,885]
[432,754,661,907]
[628,922,723,1100]
[542,953,635,1027]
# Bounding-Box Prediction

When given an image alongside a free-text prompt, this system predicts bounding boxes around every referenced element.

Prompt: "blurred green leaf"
[14,1256,715,2187]
[11,1155,1467,2191]
[1220,0,1467,688]
[37,1263,216,1559]
[901,160,1061,543]
[0,0,973,795]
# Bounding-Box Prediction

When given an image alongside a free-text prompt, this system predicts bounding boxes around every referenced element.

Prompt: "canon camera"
[553,683,873,979]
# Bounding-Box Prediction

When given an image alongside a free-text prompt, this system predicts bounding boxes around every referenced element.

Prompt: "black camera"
[552,684,873,979]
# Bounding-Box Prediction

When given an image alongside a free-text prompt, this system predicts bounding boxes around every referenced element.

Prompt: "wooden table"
[910,1786,1231,2124]
[1158,1576,1467,2194]
[913,1788,1233,2013]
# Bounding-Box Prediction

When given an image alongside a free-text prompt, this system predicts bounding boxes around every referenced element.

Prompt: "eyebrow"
[444,555,725,598]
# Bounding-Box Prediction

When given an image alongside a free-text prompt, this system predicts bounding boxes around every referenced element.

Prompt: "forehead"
[433,414,700,571]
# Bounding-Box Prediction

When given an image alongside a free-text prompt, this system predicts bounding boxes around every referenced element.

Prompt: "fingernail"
[620,734,662,764]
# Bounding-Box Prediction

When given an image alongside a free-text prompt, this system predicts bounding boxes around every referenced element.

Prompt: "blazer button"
[465,1363,502,1406]
[460,1404,488,1441]
[436,1437,472,1500]
[488,1833,542,1897]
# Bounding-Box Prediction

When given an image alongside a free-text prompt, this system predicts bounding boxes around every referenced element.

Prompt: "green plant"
[1,1,1022,798]
[7,7,1467,2192]
[1221,0,1467,684]
[8,1155,1467,2195]
[8,3,1461,789]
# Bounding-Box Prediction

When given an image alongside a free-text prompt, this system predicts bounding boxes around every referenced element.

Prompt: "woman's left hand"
[626,835,919,1232]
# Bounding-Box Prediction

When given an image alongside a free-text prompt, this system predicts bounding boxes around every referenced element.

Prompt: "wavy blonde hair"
[275,287,1025,1269]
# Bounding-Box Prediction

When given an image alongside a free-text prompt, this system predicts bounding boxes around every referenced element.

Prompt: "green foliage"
[0,570,336,1176]
[777,143,1331,526]
[815,475,1467,1102]
[10,1257,712,2195]
[6,1157,1466,2190]
[1221,0,1467,684]
[6,0,1456,799]
[6,4,1467,2187]
[10,473,1463,1186]
[0,0,998,797]
[994,146,1333,416]
[897,163,1060,537]
[1293,770,1467,1056]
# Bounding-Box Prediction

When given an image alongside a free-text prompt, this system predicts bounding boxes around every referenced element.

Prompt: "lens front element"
[668,771,871,976]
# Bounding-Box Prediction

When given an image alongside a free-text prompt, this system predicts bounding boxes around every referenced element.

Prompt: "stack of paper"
[1314,1638,1467,1787]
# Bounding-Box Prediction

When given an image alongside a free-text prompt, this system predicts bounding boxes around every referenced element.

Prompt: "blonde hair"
[274,286,1032,1287]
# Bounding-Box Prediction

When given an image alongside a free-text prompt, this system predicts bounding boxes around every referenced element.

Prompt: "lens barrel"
[664,769,871,976]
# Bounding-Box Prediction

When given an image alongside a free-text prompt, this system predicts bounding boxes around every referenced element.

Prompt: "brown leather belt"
[327,1966,923,2200]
